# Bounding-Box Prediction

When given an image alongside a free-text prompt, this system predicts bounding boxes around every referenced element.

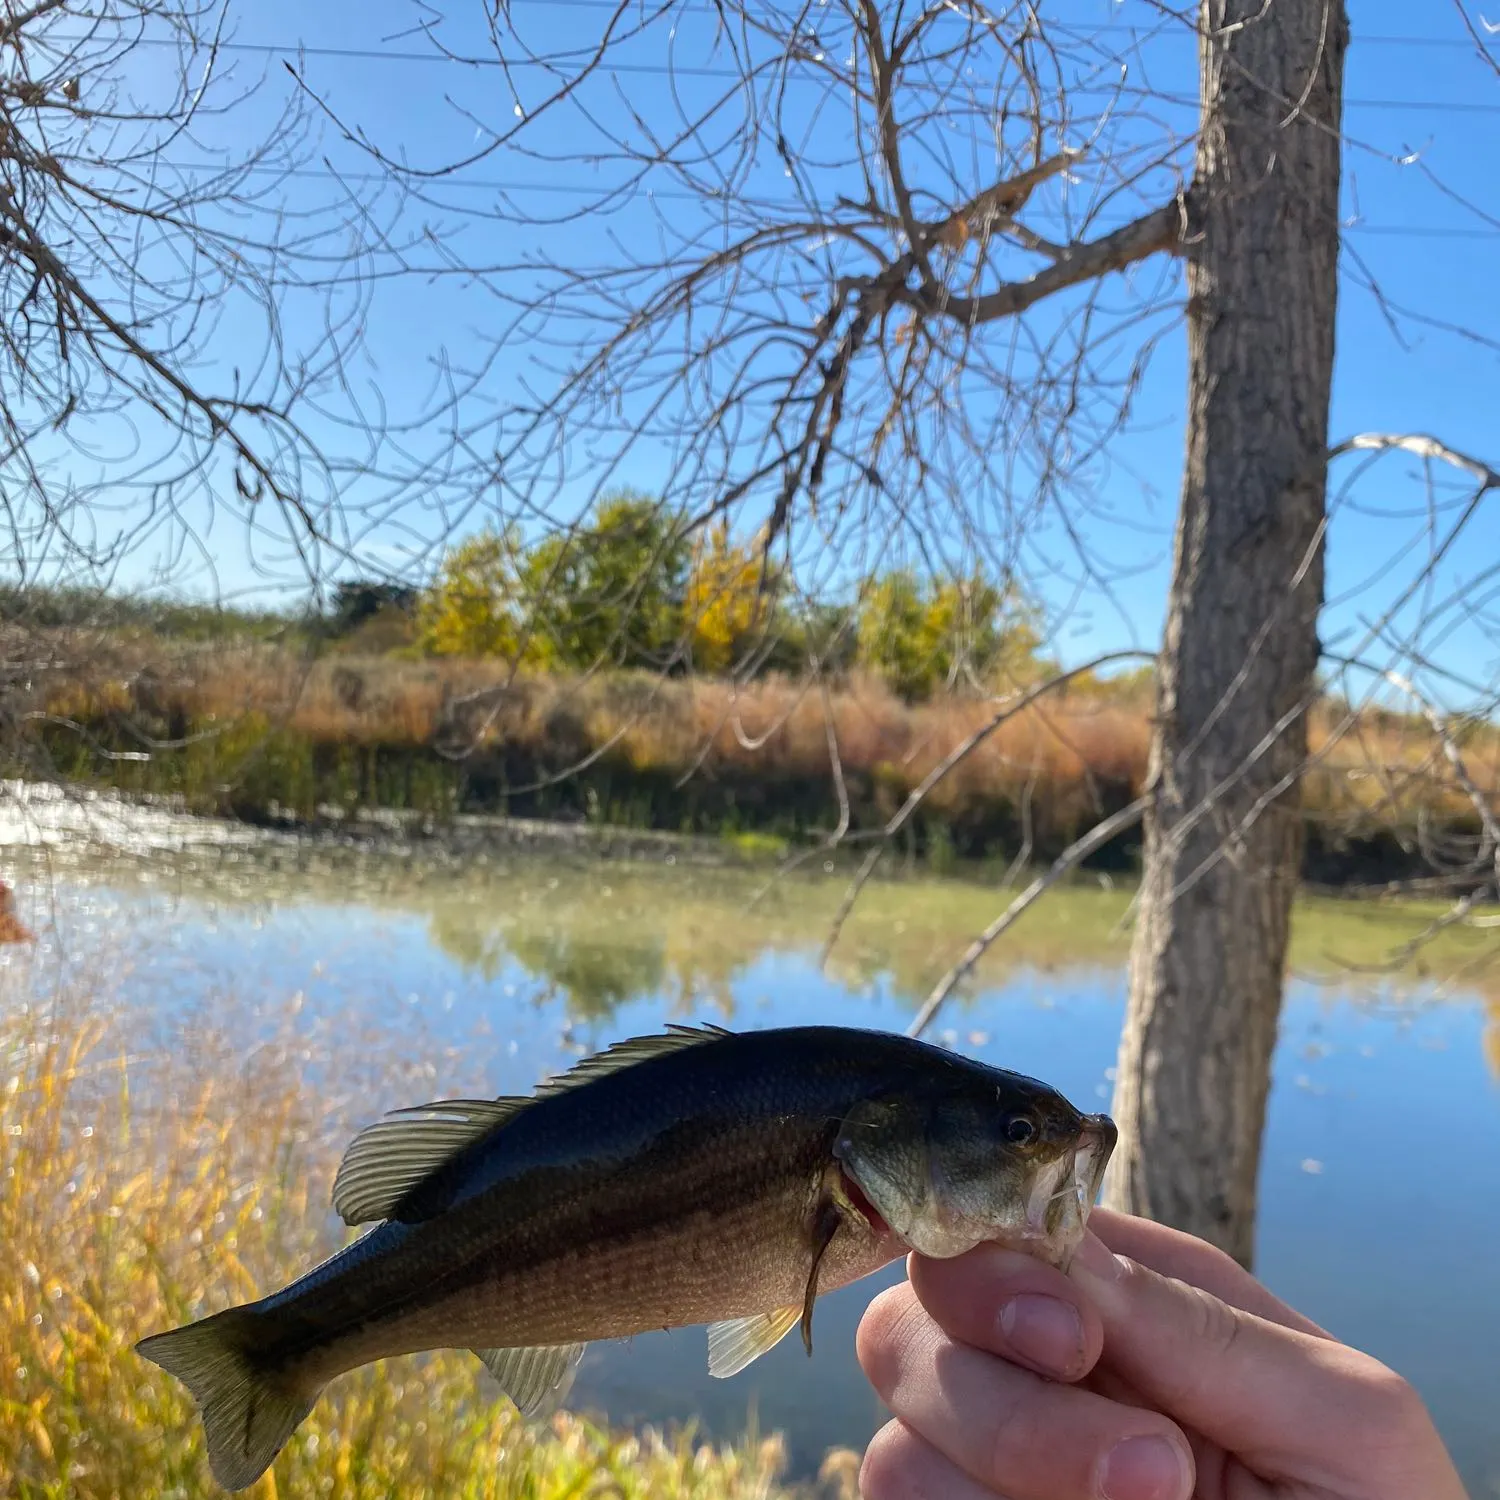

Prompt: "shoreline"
[0,775,1481,903]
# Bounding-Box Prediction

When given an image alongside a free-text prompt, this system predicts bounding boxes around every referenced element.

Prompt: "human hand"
[856,1207,1469,1500]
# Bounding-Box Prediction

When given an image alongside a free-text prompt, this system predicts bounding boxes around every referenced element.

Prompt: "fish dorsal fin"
[332,1025,734,1225]
[534,1023,734,1098]
[472,1343,587,1420]
[706,1306,802,1378]
[331,1097,530,1226]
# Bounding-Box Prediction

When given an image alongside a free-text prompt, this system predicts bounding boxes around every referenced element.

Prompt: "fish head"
[834,1065,1117,1271]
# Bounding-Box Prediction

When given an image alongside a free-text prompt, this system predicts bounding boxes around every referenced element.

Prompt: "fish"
[135,1022,1116,1492]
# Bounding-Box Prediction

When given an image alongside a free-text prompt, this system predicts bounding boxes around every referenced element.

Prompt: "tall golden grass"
[29,640,1500,836]
[0,966,846,1500]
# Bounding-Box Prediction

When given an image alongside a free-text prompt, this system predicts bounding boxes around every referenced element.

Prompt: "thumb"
[1067,1233,1444,1482]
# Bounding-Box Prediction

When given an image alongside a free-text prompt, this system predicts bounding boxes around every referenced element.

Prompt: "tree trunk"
[1105,0,1348,1268]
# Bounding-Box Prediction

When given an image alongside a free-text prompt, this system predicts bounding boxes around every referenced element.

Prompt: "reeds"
[0,971,824,1499]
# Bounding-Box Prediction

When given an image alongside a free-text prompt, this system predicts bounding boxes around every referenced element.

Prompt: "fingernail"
[1099,1435,1190,1500]
[997,1293,1085,1378]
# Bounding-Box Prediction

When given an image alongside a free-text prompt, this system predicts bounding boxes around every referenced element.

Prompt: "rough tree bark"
[1106,0,1348,1268]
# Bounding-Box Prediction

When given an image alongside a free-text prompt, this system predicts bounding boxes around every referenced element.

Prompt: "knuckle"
[858,1420,920,1500]
[1351,1355,1425,1431]
[985,1405,1035,1489]
[977,1371,1051,1489]
[1180,1277,1246,1360]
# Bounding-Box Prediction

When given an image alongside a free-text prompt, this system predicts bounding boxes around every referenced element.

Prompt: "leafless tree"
[0,0,472,799]
[7,0,1496,1268]
[1,1,380,577]
[293,0,1500,1267]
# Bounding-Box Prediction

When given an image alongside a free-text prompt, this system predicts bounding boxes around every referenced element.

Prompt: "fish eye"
[1001,1112,1038,1147]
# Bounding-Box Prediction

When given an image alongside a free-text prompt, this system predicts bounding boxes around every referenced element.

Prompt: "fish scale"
[136,1022,1116,1493]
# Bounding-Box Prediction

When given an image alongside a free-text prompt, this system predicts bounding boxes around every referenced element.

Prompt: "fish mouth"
[1025,1112,1118,1266]
[1074,1113,1117,1215]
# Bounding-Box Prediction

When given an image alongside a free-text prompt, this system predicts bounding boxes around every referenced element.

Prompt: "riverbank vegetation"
[0,968,851,1500]
[14,639,1497,884]
[5,492,1498,885]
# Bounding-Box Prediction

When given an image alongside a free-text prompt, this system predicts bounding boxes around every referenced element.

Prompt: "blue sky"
[40,1,1500,702]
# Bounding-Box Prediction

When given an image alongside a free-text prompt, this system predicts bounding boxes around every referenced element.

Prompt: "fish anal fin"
[472,1343,587,1420]
[534,1024,733,1098]
[331,1097,530,1226]
[706,1306,801,1379]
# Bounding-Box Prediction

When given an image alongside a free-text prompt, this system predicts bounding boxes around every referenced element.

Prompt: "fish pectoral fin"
[706,1306,801,1379]
[800,1187,844,1357]
[332,1096,530,1226]
[471,1343,587,1421]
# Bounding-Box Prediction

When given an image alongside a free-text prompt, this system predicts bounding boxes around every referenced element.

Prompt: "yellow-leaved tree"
[416,528,527,658]
[856,570,1050,698]
[683,520,772,673]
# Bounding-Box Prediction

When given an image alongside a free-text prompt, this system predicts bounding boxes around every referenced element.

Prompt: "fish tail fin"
[136,1306,321,1492]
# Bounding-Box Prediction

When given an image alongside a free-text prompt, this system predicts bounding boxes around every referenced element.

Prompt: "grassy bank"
[17,642,1500,882]
[0,972,851,1500]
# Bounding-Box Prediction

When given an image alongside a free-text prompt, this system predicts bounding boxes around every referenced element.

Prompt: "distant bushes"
[407,490,1057,700]
[0,492,1096,706]
[0,583,293,641]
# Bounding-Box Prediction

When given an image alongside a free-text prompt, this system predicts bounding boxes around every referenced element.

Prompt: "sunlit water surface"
[3,810,1497,1495]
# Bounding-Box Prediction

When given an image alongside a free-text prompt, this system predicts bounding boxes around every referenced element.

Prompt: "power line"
[40,31,1500,113]
[1352,224,1500,239]
[174,0,1499,57]
[153,158,1500,238]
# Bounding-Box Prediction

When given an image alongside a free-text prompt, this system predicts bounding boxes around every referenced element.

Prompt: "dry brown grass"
[25,639,1500,837]
[0,964,840,1499]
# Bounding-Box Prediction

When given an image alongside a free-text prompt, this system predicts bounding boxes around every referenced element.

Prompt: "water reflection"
[3,841,1498,1495]
[506,928,667,1019]
[404,857,1500,1028]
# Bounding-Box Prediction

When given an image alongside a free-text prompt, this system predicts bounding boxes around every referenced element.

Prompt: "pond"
[4,802,1498,1496]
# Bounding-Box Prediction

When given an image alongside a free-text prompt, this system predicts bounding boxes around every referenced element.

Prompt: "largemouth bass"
[137,1022,1116,1491]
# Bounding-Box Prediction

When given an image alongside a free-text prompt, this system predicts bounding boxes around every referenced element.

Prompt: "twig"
[1326,887,1484,977]
[1327,433,1500,490]
[999,764,1039,890]
[908,794,1149,1038]
[884,652,1152,847]
[1452,0,1500,81]
[817,844,886,972]
[1382,670,1500,879]
[821,677,852,845]
[815,650,1152,966]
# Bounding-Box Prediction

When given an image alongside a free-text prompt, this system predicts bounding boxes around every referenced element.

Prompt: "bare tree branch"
[1453,0,1500,80]
[1329,432,1500,490]
[811,650,1152,965]
[909,793,1149,1039]
[899,196,1192,325]
[1383,670,1500,878]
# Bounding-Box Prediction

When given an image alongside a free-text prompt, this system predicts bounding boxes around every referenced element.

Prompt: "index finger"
[1084,1209,1330,1339]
